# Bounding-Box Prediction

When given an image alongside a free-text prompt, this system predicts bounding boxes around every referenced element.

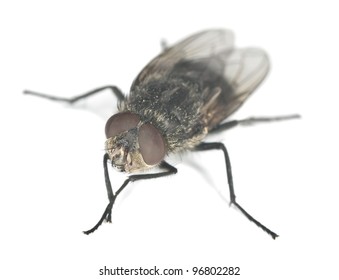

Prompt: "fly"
[24,29,300,239]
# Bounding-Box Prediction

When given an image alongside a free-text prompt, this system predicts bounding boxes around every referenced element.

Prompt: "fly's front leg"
[195,141,278,239]
[24,85,125,103]
[83,156,177,235]
[210,114,301,133]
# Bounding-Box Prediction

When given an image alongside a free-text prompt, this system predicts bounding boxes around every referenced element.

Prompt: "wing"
[131,29,235,89]
[130,29,269,129]
[201,47,270,129]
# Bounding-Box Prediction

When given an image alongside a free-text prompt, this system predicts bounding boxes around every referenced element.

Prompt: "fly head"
[105,112,166,173]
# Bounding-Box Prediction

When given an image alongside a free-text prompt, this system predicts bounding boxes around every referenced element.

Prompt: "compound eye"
[105,112,140,138]
[139,123,166,165]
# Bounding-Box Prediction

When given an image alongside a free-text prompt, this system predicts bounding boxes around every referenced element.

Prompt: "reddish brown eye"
[105,112,140,138]
[139,123,166,165]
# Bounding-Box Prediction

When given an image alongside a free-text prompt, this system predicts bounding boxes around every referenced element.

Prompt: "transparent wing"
[131,29,235,89]
[223,48,269,99]
[208,47,270,126]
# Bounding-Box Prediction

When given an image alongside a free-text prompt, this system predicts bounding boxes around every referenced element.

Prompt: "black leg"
[83,155,177,235]
[23,85,125,103]
[195,142,278,239]
[160,39,169,51]
[210,114,301,133]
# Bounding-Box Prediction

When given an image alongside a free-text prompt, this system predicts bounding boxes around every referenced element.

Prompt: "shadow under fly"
[24,29,300,239]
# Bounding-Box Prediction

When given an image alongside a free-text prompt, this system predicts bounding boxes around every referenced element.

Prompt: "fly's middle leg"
[194,141,279,239]
[23,85,125,103]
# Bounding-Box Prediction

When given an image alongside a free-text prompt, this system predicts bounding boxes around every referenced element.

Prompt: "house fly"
[24,29,300,239]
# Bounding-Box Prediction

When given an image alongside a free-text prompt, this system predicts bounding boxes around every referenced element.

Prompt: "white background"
[1,1,338,279]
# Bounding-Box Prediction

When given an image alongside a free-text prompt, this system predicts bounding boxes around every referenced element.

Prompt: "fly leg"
[194,142,278,239]
[23,85,125,103]
[83,155,177,235]
[161,39,169,51]
[210,114,301,133]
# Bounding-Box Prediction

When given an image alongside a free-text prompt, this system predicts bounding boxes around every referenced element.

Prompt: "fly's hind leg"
[210,114,301,133]
[24,85,125,103]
